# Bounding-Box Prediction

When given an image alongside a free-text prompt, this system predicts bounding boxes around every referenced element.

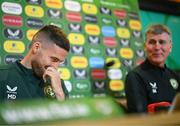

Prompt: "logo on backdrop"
[47,9,62,19]
[4,27,23,40]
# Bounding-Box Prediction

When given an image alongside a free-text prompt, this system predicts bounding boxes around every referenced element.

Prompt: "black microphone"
[44,76,56,98]
[105,60,115,67]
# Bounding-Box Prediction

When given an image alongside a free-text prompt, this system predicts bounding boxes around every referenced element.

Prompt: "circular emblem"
[44,85,55,98]
[170,78,178,89]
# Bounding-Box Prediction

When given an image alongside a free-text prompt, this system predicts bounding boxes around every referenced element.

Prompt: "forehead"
[146,32,170,40]
[42,43,68,59]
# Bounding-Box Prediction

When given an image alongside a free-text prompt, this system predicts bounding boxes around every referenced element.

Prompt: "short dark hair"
[30,25,70,51]
[145,24,172,41]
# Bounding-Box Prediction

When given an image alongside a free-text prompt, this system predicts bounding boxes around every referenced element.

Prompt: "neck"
[147,59,165,68]
[20,52,33,69]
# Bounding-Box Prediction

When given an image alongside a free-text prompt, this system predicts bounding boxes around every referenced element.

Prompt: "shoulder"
[166,67,180,80]
[127,63,144,77]
[0,62,17,81]
[0,61,17,69]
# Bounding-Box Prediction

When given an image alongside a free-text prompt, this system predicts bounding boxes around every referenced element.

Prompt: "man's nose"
[154,42,161,49]
[51,62,59,69]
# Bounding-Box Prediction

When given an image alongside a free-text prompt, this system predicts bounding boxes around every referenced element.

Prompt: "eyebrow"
[50,56,60,62]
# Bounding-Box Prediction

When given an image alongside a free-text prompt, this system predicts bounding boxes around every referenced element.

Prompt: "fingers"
[43,67,60,81]
[43,67,64,100]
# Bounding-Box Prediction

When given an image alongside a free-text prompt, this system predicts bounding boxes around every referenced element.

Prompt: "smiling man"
[0,25,70,101]
[125,24,180,113]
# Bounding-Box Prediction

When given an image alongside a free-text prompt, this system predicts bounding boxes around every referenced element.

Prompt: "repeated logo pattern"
[0,0,145,98]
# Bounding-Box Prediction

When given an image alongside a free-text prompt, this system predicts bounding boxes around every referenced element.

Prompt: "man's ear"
[32,41,41,53]
[169,42,172,53]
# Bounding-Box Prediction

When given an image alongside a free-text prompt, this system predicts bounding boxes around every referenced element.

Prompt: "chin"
[152,60,164,66]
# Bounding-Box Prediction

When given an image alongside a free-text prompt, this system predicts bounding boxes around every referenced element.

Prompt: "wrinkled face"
[31,42,68,77]
[144,32,172,67]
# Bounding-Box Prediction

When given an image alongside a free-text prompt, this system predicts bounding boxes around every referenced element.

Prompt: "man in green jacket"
[0,25,70,101]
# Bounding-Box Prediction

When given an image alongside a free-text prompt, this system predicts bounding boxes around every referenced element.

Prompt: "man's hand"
[43,67,65,101]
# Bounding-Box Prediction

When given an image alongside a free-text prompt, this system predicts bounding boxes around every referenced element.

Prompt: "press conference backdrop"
[0,0,144,98]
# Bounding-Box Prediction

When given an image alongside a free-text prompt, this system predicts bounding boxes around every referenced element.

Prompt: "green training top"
[0,61,68,102]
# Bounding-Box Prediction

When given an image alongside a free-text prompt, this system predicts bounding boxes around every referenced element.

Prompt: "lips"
[152,53,162,57]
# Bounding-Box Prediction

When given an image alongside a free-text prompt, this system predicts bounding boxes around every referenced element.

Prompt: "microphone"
[44,77,56,98]
[147,102,171,113]
[105,60,115,67]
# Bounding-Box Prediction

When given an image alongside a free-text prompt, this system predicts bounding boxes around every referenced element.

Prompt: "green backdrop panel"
[0,0,144,98]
